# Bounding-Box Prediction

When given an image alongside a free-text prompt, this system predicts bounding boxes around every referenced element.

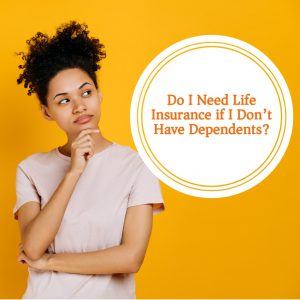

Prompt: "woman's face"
[41,68,102,135]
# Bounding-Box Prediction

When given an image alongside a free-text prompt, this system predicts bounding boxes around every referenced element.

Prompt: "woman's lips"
[74,115,93,124]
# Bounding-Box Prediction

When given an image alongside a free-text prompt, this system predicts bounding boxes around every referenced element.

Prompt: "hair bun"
[16,20,106,105]
[51,20,105,69]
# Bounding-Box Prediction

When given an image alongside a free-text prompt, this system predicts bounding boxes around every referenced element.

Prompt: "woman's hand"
[17,243,52,272]
[69,128,100,175]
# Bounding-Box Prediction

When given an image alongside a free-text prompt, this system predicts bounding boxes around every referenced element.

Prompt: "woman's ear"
[97,90,103,104]
[40,105,54,121]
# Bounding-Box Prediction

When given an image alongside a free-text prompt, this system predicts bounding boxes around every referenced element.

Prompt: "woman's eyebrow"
[53,82,92,100]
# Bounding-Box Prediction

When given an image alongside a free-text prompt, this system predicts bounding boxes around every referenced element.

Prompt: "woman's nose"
[73,98,87,113]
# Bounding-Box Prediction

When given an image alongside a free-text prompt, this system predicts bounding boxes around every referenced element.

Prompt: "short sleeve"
[128,161,165,215]
[13,165,41,221]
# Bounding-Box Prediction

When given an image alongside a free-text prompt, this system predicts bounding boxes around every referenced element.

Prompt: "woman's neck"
[59,130,113,157]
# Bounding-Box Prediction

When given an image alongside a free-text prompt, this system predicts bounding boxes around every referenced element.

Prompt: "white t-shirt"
[13,142,165,299]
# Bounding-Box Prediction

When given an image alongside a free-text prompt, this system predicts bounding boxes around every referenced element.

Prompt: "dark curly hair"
[16,20,106,106]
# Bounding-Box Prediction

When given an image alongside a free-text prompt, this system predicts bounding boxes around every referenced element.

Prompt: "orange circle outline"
[138,42,285,190]
[136,41,286,192]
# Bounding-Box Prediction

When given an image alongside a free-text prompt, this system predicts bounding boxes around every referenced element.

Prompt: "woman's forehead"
[48,68,94,94]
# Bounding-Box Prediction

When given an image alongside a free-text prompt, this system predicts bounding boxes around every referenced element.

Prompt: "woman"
[14,20,165,299]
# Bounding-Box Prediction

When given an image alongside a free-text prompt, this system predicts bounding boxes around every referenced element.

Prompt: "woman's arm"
[19,204,153,274]
[20,170,82,260]
[19,128,100,261]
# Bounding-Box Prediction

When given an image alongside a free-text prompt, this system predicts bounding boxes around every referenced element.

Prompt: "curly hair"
[16,20,106,106]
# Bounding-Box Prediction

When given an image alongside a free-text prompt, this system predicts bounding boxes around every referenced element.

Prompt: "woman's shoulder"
[113,142,141,158]
[113,142,137,156]
[113,142,147,169]
[17,148,55,169]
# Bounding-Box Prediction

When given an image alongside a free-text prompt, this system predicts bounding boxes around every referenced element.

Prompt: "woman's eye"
[59,99,69,104]
[83,90,92,97]
[58,91,91,104]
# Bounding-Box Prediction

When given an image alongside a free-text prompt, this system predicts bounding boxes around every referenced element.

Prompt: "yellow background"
[0,0,299,298]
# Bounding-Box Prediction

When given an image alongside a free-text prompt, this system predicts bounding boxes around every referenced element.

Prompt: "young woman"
[14,20,165,299]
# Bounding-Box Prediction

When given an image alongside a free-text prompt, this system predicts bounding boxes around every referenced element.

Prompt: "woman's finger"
[17,252,24,262]
[74,134,95,146]
[17,253,27,265]
[18,243,24,253]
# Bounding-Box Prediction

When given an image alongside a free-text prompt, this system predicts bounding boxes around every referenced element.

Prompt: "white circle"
[130,35,293,198]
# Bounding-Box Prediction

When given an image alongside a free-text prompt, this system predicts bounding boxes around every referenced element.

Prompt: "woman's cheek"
[54,113,72,131]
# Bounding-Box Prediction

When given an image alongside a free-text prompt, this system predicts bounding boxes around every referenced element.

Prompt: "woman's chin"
[74,124,99,132]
